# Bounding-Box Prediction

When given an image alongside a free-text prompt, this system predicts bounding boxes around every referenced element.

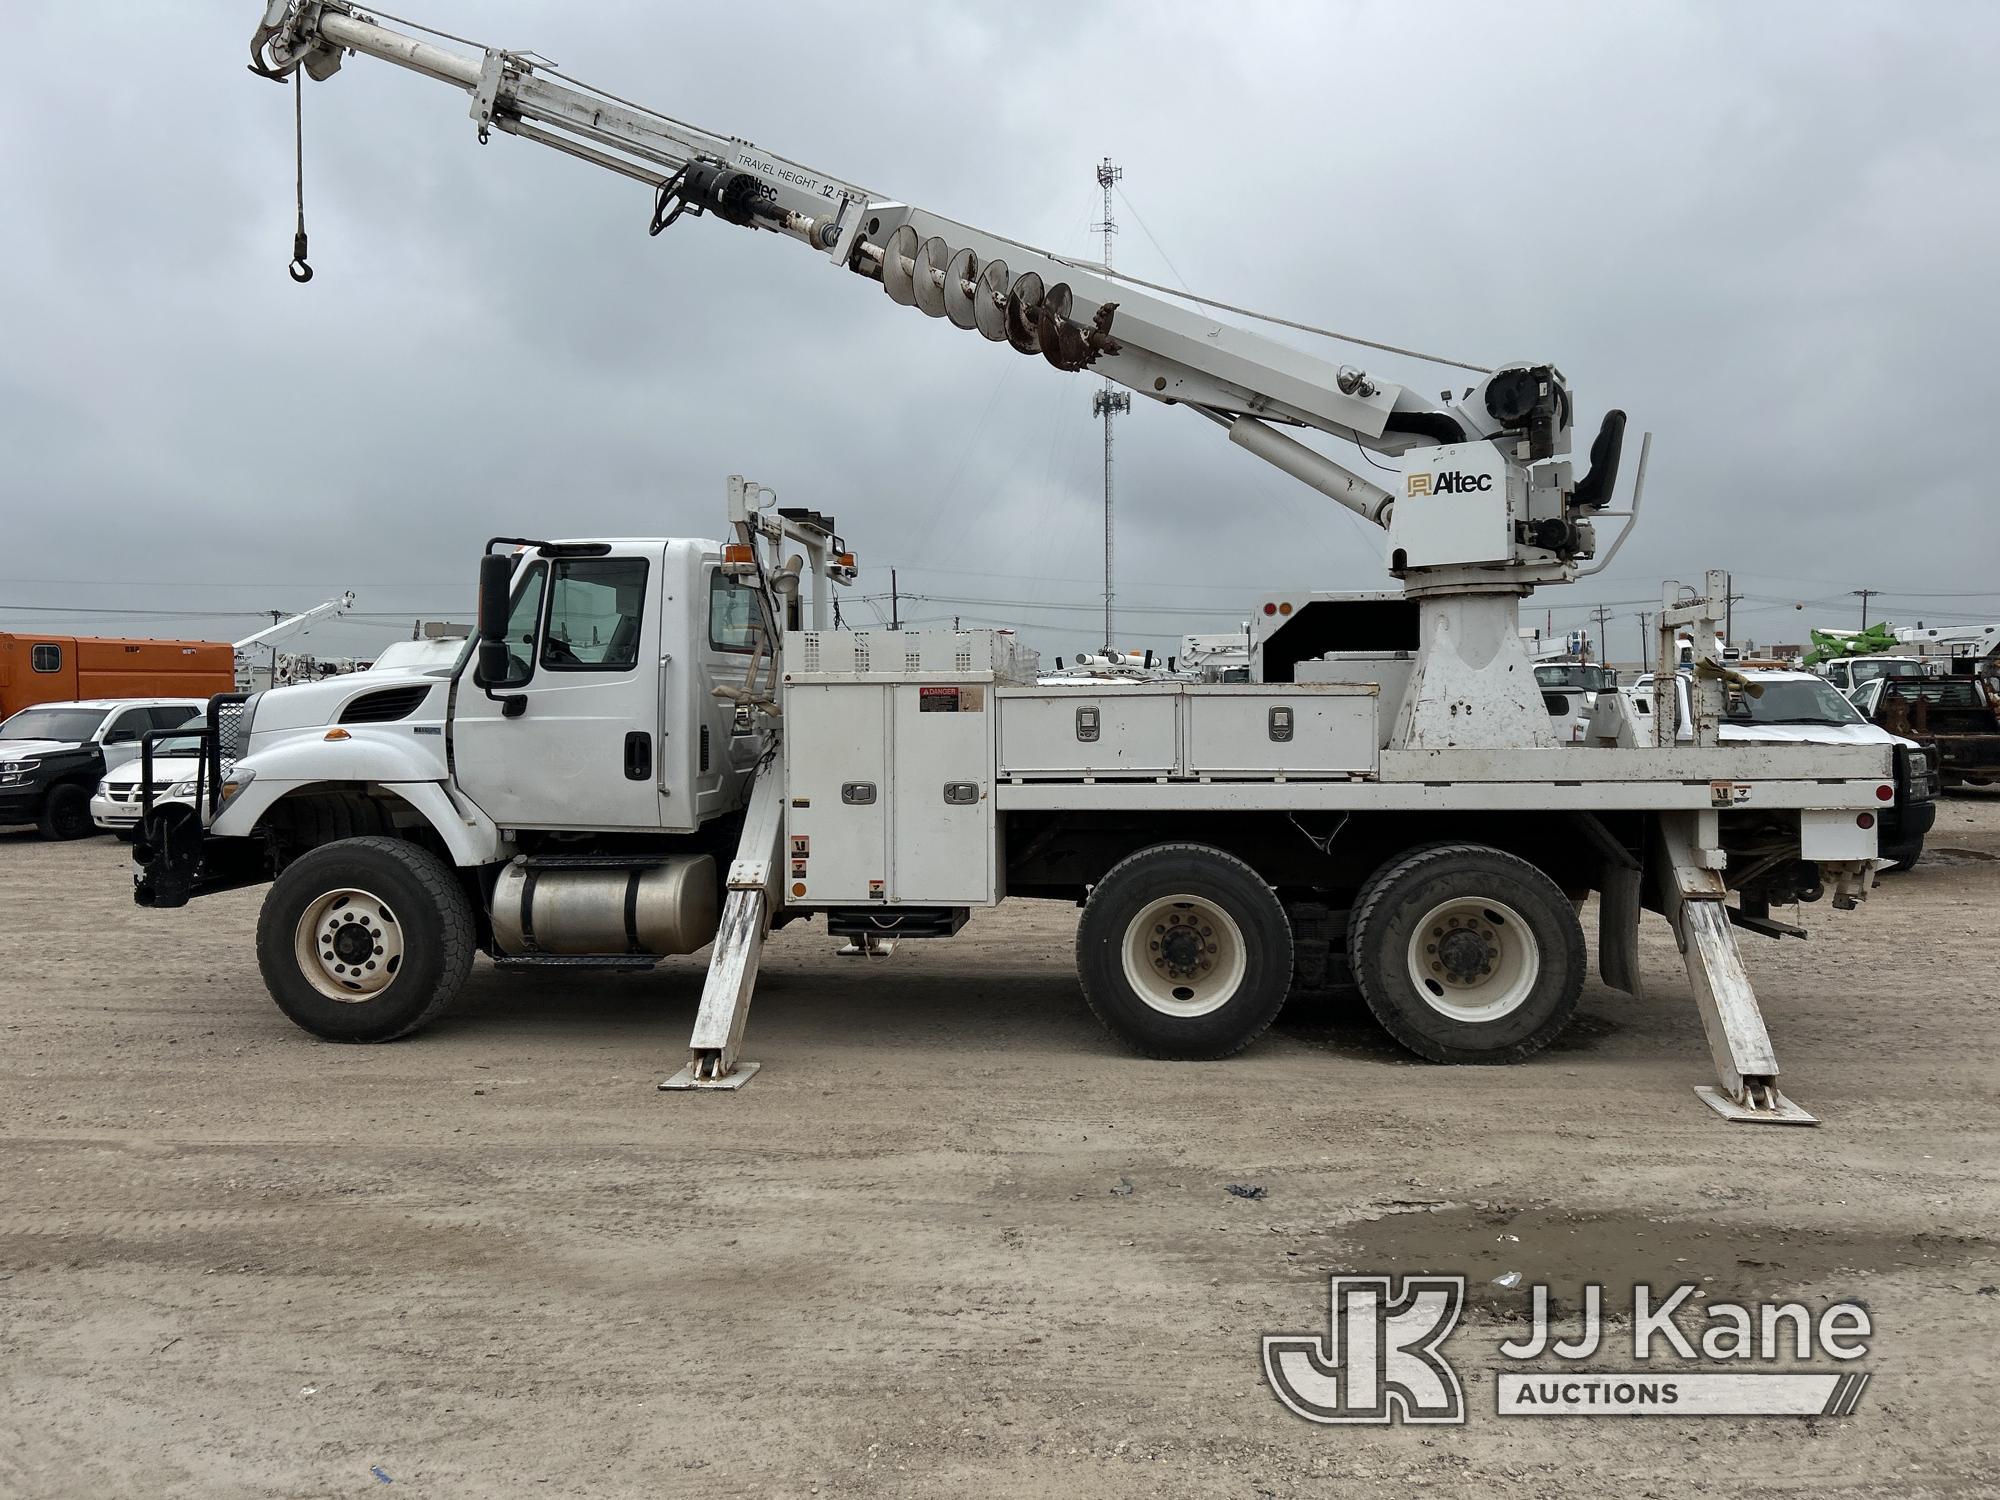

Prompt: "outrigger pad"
[659,1061,761,1091]
[1694,1085,1818,1127]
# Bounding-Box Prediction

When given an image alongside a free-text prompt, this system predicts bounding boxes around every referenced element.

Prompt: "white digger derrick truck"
[133,2,1894,1124]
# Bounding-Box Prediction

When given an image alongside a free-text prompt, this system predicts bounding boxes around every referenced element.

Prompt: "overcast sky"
[3,2,1996,667]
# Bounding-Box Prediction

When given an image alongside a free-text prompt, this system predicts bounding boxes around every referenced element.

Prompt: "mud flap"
[1597,863,1642,997]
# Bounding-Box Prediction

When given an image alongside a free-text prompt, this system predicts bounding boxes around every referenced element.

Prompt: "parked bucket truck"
[129,4,1896,1125]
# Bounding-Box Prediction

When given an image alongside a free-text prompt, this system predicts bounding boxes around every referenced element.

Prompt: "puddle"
[1328,1204,1990,1318]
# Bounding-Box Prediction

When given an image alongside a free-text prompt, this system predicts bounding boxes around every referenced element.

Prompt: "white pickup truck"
[1627,668,1938,869]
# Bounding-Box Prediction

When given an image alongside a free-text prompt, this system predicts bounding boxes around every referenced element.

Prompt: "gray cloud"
[3,1,1996,665]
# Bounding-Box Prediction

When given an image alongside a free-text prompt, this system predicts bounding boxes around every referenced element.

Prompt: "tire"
[1075,843,1292,1060]
[255,836,475,1042]
[1882,840,1923,873]
[1347,842,1583,1065]
[37,784,93,841]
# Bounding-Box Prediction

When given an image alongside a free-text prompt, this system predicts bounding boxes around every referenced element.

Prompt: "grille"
[211,697,250,776]
[853,635,872,672]
[801,635,821,671]
[904,648,922,671]
[339,685,433,724]
[700,724,710,773]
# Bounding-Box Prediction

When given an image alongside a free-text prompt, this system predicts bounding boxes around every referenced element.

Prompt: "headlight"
[1,761,25,774]
[216,768,255,808]
[166,779,200,799]
[97,780,112,795]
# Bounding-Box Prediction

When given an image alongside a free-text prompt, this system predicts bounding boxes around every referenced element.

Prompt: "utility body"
[132,3,1897,1123]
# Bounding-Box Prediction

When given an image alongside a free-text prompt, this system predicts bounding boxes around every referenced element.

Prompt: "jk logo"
[1263,1276,1466,1424]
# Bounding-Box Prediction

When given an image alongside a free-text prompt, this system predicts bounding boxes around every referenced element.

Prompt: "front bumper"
[91,793,139,829]
[133,820,270,908]
[1881,798,1936,851]
[0,787,45,823]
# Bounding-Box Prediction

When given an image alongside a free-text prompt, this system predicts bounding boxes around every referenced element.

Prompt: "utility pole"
[1090,157,1131,653]
[1636,610,1652,673]
[1723,571,1736,649]
[1852,588,1877,630]
[890,568,899,631]
[1590,604,1612,662]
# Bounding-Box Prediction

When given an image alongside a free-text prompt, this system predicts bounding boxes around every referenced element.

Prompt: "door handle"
[624,731,652,781]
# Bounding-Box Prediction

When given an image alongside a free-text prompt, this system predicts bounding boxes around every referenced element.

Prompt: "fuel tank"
[490,855,719,957]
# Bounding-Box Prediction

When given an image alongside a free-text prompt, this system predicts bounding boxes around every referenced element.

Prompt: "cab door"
[452,545,666,831]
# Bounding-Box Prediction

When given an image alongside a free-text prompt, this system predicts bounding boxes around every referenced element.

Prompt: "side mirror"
[477,553,514,642]
[477,638,512,687]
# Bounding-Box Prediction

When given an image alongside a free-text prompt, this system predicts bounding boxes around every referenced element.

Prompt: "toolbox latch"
[1075,706,1100,742]
[1268,706,1294,742]
[841,782,878,805]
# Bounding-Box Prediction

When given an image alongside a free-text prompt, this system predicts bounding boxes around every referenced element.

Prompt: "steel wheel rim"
[1406,896,1538,1022]
[1120,895,1247,1018]
[294,887,405,1002]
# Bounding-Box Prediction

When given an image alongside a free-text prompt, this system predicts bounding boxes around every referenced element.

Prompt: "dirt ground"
[2,800,1998,1498]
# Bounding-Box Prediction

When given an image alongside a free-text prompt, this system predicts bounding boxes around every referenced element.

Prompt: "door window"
[103,709,154,745]
[150,706,201,732]
[542,557,649,671]
[708,572,763,655]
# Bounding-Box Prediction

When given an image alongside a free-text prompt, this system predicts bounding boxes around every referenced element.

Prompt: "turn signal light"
[836,552,856,568]
[324,728,351,741]
[723,543,753,565]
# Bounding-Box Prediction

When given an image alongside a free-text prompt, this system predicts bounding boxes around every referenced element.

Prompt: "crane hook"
[287,70,314,283]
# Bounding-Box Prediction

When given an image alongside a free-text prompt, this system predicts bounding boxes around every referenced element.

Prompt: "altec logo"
[1406,471,1493,497]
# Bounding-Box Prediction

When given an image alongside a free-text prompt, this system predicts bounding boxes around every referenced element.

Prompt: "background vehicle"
[1536,660,1618,744]
[0,635,231,722]
[91,724,206,839]
[0,699,207,839]
[1819,655,1931,698]
[1641,669,1936,869]
[1852,672,2000,789]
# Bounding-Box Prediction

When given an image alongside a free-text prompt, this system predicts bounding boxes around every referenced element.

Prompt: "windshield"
[0,705,108,742]
[1850,660,1926,687]
[143,734,206,759]
[1726,679,1864,726]
[1535,664,1615,691]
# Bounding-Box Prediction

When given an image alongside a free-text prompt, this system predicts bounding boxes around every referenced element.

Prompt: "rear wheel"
[1347,843,1583,1064]
[1076,843,1292,1059]
[37,784,93,841]
[255,836,474,1042]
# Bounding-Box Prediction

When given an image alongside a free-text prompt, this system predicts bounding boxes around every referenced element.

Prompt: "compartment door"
[891,684,994,904]
[784,684,888,904]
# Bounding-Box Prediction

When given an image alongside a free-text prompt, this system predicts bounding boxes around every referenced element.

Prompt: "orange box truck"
[0,634,236,721]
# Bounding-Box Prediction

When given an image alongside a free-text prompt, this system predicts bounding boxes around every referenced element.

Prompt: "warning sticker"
[919,686,960,713]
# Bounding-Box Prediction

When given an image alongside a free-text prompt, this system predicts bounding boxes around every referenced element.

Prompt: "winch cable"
[289,70,313,283]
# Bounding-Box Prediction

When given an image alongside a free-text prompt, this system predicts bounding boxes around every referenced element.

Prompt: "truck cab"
[1818,655,1929,698]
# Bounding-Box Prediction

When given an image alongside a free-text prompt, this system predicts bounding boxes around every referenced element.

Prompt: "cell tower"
[1090,157,1130,654]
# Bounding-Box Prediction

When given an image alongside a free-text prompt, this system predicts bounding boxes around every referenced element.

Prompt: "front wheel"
[1347,843,1583,1065]
[1075,843,1292,1059]
[255,836,475,1042]
[37,784,93,841]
